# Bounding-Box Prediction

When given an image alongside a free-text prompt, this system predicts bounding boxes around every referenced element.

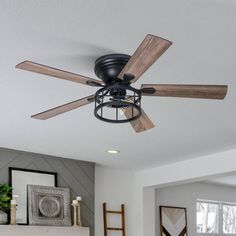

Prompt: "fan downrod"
[94,54,131,84]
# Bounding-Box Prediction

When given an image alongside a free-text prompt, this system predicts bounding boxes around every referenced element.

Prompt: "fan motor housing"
[94,54,131,84]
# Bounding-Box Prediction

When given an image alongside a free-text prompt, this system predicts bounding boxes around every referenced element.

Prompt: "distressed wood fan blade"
[118,34,172,83]
[141,84,228,99]
[124,107,155,133]
[16,61,103,87]
[31,95,95,120]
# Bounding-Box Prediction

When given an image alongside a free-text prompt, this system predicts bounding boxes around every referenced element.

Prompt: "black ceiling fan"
[16,34,228,133]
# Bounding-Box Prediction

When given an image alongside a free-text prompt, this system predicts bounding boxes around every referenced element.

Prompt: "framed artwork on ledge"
[28,185,71,226]
[160,206,187,236]
[9,167,57,224]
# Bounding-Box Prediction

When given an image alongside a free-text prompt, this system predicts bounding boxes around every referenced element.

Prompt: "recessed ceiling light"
[106,149,120,154]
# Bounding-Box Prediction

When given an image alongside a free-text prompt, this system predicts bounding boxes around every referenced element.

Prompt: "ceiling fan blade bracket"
[141,87,156,94]
[123,73,135,82]
[86,80,103,87]
[87,96,96,102]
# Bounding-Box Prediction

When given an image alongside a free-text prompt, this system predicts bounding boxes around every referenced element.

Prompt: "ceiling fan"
[16,34,228,133]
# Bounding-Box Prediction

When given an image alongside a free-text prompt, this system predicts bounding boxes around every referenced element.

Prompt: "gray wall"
[0,147,95,236]
[156,182,236,236]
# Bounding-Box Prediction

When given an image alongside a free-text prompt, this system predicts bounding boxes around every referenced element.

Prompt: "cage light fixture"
[94,81,141,123]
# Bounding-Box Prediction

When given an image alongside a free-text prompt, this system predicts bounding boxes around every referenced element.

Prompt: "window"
[197,202,219,234]
[197,200,236,235]
[223,205,236,234]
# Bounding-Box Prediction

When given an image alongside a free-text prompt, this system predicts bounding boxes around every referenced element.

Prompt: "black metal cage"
[94,83,141,123]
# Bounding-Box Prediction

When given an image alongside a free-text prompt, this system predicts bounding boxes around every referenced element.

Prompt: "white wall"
[136,148,236,236]
[95,148,236,236]
[156,182,236,236]
[143,187,156,236]
[95,166,137,236]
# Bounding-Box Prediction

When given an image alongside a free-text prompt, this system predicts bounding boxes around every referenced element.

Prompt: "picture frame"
[160,206,188,236]
[28,185,71,226]
[9,167,57,224]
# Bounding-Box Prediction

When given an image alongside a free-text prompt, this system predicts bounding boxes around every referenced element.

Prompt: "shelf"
[0,225,89,236]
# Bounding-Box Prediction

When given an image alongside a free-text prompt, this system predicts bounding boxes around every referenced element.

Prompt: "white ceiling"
[0,0,235,170]
[207,175,236,187]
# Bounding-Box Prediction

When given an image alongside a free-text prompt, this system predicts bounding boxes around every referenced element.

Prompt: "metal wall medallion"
[28,185,71,226]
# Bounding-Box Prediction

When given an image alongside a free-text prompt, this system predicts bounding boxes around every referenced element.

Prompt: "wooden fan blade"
[16,61,103,87]
[31,95,95,120]
[141,84,228,99]
[118,34,172,83]
[124,107,155,133]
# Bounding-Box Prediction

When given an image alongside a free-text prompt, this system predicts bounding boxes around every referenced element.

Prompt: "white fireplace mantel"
[0,225,90,236]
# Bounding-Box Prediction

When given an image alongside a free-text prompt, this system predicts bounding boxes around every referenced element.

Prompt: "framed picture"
[28,185,71,226]
[9,167,57,224]
[160,206,187,236]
